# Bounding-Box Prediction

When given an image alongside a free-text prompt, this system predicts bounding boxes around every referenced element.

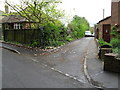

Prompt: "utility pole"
[103,9,105,19]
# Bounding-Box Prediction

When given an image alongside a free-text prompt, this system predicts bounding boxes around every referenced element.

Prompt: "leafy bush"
[66,36,74,41]
[42,22,67,47]
[68,15,90,39]
[98,39,112,47]
[30,40,39,47]
[110,26,120,54]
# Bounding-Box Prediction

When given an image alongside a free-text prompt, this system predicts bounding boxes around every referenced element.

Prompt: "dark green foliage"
[4,1,91,48]
[98,38,112,47]
[110,26,120,53]
[42,22,67,47]
[66,36,74,41]
[67,15,90,39]
[98,26,120,54]
[5,0,68,48]
[6,0,64,29]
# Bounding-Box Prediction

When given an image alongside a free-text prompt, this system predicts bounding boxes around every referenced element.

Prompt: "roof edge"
[97,16,111,24]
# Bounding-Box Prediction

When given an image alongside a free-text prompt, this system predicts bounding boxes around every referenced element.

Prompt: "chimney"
[111,0,120,26]
[5,5,9,13]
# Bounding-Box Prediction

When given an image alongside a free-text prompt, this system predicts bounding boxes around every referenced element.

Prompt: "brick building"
[2,15,33,30]
[96,0,120,42]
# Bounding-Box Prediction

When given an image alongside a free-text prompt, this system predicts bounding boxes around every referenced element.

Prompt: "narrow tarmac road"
[3,37,118,88]
[34,37,93,85]
[2,47,91,88]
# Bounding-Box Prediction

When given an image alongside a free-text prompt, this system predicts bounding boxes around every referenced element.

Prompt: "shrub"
[98,38,112,47]
[110,26,120,54]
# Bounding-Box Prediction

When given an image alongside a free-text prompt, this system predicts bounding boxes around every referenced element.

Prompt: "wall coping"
[105,53,120,60]
[112,0,120,2]
[105,53,119,57]
[101,48,112,50]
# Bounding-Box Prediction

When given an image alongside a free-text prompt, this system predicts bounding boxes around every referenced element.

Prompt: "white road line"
[26,57,86,84]
[31,59,39,63]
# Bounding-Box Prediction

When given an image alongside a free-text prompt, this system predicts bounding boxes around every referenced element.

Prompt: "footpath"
[86,39,119,89]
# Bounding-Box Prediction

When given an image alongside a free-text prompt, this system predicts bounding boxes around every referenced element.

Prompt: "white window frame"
[18,23,21,29]
[14,23,22,29]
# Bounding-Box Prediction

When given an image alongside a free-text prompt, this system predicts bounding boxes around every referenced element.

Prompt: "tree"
[5,0,67,47]
[6,0,64,28]
[67,15,90,38]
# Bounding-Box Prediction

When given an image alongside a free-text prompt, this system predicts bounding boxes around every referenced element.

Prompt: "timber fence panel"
[3,29,41,45]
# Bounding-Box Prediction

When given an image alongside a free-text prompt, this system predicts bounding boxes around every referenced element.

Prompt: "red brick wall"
[97,1,120,40]
[98,18,111,39]
[111,2,120,25]
[118,2,120,27]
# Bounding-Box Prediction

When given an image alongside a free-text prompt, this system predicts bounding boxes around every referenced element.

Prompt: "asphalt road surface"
[3,37,118,88]
[34,37,93,84]
[2,47,91,88]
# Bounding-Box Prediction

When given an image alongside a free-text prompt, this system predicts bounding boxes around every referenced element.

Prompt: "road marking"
[50,67,86,84]
[65,74,69,76]
[31,59,39,63]
[91,71,104,77]
[29,57,87,84]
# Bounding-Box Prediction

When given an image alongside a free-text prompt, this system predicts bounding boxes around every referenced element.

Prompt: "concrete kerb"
[83,39,105,89]
[2,46,21,55]
[0,40,20,54]
[0,38,84,56]
[94,38,100,54]
[1,41,62,56]
[94,38,99,47]
[84,53,105,89]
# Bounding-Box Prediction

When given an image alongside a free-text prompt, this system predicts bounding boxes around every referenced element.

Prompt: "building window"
[14,23,17,29]
[14,23,22,29]
[5,24,9,30]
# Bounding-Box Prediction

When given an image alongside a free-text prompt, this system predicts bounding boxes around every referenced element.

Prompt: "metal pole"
[103,9,105,19]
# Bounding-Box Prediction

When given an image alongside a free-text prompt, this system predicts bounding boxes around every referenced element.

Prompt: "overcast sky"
[0,0,111,26]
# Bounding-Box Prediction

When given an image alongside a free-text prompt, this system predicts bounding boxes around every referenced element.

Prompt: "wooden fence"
[3,29,43,45]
